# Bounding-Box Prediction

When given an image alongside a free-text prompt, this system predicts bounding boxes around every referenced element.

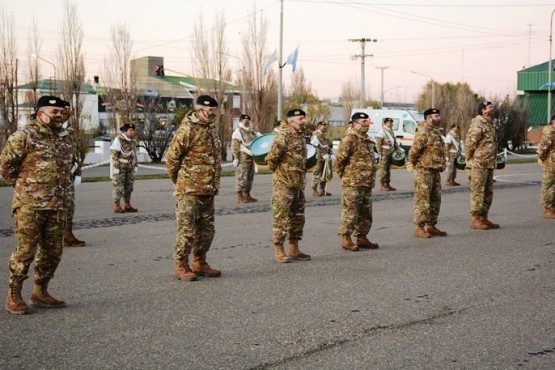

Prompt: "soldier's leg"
[312,160,324,190]
[123,170,135,203]
[413,170,432,226]
[112,173,125,202]
[428,172,442,225]
[245,160,255,193]
[8,207,44,284]
[355,187,373,236]
[483,169,494,212]
[33,210,65,281]
[382,154,392,184]
[338,186,359,236]
[469,167,488,216]
[235,162,246,193]
[541,171,555,209]
[288,189,306,240]
[174,195,197,262]
[196,196,216,253]
[271,187,291,245]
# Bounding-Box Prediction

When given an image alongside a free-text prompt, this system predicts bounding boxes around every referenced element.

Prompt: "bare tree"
[26,16,41,106]
[191,12,233,160]
[58,0,88,169]
[492,95,528,151]
[239,8,277,133]
[102,23,135,138]
[0,6,18,149]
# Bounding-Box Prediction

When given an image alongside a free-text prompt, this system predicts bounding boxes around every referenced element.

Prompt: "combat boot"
[237,191,247,203]
[380,182,388,192]
[319,186,331,196]
[63,228,86,247]
[174,259,197,281]
[386,183,396,191]
[312,186,320,197]
[483,215,500,229]
[191,251,221,277]
[341,235,359,251]
[288,239,311,261]
[124,201,138,212]
[113,201,124,213]
[445,180,455,186]
[30,279,65,308]
[452,180,460,186]
[415,226,432,238]
[471,216,490,230]
[274,243,292,263]
[426,225,447,237]
[6,282,31,315]
[244,192,258,202]
[356,235,379,249]
[543,208,555,219]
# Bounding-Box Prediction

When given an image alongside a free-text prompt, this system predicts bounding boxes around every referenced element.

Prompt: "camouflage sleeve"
[265,131,286,172]
[214,129,222,192]
[465,123,482,160]
[375,137,383,152]
[408,130,426,165]
[165,127,190,184]
[231,137,240,159]
[536,129,552,161]
[0,130,27,186]
[333,136,352,178]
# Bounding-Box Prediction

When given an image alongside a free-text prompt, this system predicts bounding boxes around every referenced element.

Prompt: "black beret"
[423,108,440,118]
[120,123,136,132]
[286,109,306,118]
[383,117,393,123]
[240,114,250,120]
[351,112,369,120]
[196,95,218,107]
[36,95,66,110]
[477,101,492,114]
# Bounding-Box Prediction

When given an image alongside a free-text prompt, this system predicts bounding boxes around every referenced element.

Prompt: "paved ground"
[0,163,554,369]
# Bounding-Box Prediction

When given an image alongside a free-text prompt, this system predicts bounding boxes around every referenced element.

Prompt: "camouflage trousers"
[311,159,326,189]
[469,167,494,216]
[66,185,75,230]
[235,157,255,193]
[9,207,66,284]
[271,186,305,245]
[112,170,135,202]
[379,151,393,184]
[445,154,458,182]
[338,186,373,237]
[540,170,555,210]
[413,169,442,227]
[174,195,215,261]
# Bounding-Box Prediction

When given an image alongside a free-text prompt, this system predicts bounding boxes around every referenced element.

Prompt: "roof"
[17,79,97,94]
[158,75,241,93]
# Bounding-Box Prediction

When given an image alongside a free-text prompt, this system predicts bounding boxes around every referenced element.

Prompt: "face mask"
[432,118,441,126]
[358,125,369,133]
[41,113,65,130]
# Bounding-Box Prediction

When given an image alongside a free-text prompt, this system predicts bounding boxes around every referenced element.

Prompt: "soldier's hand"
[322,154,330,160]
[406,163,414,173]
[113,168,120,175]
[233,159,239,167]
[73,175,82,187]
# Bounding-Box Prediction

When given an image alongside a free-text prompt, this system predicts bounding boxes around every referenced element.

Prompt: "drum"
[455,153,466,170]
[305,144,317,170]
[249,133,276,166]
[390,148,407,167]
[496,153,506,170]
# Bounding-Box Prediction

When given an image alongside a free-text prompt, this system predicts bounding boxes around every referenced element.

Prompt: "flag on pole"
[263,50,278,75]
[286,46,300,72]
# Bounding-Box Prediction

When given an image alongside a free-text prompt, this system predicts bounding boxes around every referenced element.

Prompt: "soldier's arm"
[230,137,240,159]
[375,136,383,153]
[333,137,352,177]
[165,128,190,184]
[536,130,552,161]
[0,131,27,186]
[265,132,286,172]
[465,125,481,160]
[408,131,425,165]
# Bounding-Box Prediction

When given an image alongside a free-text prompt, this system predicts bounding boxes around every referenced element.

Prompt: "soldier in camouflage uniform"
[537,115,555,219]
[465,101,500,230]
[231,114,261,203]
[110,123,139,213]
[375,117,399,191]
[310,121,333,197]
[0,96,74,315]
[444,124,462,186]
[334,112,379,251]
[265,109,311,263]
[166,95,222,281]
[407,108,447,238]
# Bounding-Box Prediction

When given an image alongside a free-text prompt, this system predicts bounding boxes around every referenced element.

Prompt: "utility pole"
[376,66,389,108]
[349,38,377,108]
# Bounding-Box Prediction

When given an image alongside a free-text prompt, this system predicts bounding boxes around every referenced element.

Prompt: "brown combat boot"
[6,282,31,315]
[380,182,388,192]
[452,181,460,186]
[124,201,138,212]
[174,259,197,281]
[445,180,455,186]
[543,208,555,219]
[274,243,292,263]
[191,251,221,277]
[471,216,490,230]
[319,186,331,196]
[113,201,124,213]
[356,235,379,249]
[483,215,500,229]
[288,240,311,261]
[426,225,447,237]
[415,226,432,238]
[30,279,65,308]
[237,191,248,203]
[63,228,86,247]
[341,235,359,251]
[312,186,320,197]
[386,183,396,191]
[244,192,258,202]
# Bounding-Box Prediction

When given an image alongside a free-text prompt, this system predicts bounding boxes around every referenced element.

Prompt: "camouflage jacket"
[465,115,498,170]
[408,123,446,171]
[310,129,332,158]
[166,110,222,196]
[110,133,138,172]
[444,130,462,157]
[333,128,376,188]
[265,124,306,189]
[537,124,555,171]
[0,119,74,210]
[231,126,259,161]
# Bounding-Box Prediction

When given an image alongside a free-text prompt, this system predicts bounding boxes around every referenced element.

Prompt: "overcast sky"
[4,0,555,103]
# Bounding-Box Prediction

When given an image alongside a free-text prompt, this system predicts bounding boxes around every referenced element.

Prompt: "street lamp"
[548,9,555,123]
[411,71,435,108]
[32,54,57,93]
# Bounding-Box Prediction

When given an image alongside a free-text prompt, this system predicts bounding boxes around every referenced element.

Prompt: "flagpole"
[277,0,284,121]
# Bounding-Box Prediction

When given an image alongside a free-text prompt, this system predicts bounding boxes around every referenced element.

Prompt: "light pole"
[411,71,435,108]
[376,66,389,107]
[548,9,555,123]
[32,54,57,93]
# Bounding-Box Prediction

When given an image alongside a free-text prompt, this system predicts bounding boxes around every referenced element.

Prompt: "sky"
[3,0,555,104]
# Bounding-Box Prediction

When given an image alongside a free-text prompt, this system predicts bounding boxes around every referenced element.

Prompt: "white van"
[351,108,419,150]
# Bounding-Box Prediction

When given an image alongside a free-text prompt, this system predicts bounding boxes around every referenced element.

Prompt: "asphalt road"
[0,162,554,369]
